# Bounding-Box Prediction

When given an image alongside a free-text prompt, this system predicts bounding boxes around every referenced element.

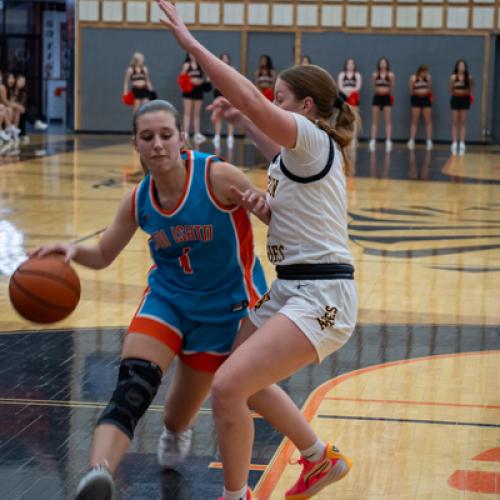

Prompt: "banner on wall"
[42,11,67,121]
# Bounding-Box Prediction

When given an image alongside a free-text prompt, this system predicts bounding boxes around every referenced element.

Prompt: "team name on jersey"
[151,224,214,249]
[267,175,279,198]
[267,244,285,263]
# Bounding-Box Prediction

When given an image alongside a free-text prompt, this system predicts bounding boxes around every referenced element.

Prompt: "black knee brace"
[97,358,163,439]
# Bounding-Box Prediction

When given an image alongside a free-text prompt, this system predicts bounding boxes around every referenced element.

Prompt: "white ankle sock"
[300,438,326,462]
[223,485,248,500]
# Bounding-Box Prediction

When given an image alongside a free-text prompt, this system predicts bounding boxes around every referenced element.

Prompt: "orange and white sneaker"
[285,444,352,499]
[217,487,254,500]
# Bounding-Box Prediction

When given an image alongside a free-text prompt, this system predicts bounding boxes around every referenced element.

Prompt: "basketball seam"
[11,276,77,313]
[16,268,80,297]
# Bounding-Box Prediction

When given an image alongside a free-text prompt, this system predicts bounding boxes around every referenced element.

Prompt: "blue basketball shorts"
[128,288,244,372]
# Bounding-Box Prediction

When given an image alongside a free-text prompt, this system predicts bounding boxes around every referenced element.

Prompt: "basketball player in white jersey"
[158,2,359,499]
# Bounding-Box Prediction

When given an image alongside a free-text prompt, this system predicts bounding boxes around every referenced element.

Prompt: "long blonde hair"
[130,52,145,67]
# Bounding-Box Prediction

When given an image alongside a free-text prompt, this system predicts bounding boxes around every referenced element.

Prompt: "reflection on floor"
[0,135,499,499]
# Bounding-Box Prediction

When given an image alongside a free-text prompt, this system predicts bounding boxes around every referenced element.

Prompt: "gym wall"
[79,27,491,142]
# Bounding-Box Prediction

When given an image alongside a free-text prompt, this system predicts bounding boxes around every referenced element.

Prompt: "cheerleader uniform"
[130,66,150,99]
[411,76,431,108]
[339,72,358,102]
[450,75,471,110]
[183,63,205,101]
[372,73,392,109]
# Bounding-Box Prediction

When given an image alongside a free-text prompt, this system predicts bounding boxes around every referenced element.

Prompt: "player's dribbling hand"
[229,187,271,225]
[29,243,77,264]
[157,0,197,52]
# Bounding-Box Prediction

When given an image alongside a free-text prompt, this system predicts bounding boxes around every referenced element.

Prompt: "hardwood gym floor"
[0,134,498,499]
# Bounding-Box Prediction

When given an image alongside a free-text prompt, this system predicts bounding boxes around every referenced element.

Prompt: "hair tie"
[334,97,345,109]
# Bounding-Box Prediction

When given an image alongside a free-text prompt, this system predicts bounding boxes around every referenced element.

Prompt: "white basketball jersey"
[266,113,353,266]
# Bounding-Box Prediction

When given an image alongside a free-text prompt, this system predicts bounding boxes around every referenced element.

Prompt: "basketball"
[9,256,81,324]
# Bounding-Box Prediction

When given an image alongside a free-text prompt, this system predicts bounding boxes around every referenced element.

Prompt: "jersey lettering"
[170,224,213,244]
[267,176,279,198]
[267,244,285,264]
[179,247,193,274]
[151,230,172,250]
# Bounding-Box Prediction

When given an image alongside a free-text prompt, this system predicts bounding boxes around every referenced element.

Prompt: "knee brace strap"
[97,358,163,439]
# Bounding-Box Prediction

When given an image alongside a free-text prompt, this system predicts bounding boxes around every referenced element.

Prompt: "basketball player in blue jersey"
[30,99,267,500]
[159,2,359,499]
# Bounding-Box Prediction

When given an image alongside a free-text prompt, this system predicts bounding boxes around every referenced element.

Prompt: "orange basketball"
[9,256,81,324]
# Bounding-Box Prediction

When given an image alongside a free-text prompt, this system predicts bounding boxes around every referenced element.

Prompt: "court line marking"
[324,396,500,411]
[0,397,262,418]
[316,414,500,428]
[0,397,196,413]
[72,228,106,244]
[254,349,500,500]
[209,462,267,471]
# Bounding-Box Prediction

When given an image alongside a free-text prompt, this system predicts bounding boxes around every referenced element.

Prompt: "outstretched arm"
[208,97,280,161]
[157,0,298,149]
[30,190,139,268]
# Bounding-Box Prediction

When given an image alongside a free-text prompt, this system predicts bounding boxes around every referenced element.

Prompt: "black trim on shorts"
[279,138,334,184]
[411,95,432,108]
[276,263,354,280]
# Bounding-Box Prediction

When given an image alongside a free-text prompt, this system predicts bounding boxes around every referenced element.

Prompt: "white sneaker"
[8,125,20,136]
[20,135,30,145]
[450,141,458,155]
[426,139,433,150]
[459,141,466,155]
[385,139,393,152]
[34,120,48,131]
[212,134,221,149]
[75,464,114,500]
[157,426,193,469]
[0,141,13,155]
[368,139,376,151]
[227,134,234,149]
[194,133,206,145]
[407,139,415,150]
[0,130,11,142]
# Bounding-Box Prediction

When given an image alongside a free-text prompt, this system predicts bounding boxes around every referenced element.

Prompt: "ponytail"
[278,64,360,175]
[314,102,360,176]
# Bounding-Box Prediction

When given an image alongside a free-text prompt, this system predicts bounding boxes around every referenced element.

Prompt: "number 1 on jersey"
[179,247,193,274]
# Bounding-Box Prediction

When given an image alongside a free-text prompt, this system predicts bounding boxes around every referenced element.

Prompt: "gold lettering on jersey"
[267,244,285,263]
[316,306,338,330]
[254,291,271,310]
[267,176,279,198]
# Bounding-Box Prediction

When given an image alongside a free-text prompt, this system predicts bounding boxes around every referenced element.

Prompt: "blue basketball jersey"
[132,150,267,323]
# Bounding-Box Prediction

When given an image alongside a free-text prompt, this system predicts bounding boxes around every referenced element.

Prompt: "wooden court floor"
[0,134,498,500]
